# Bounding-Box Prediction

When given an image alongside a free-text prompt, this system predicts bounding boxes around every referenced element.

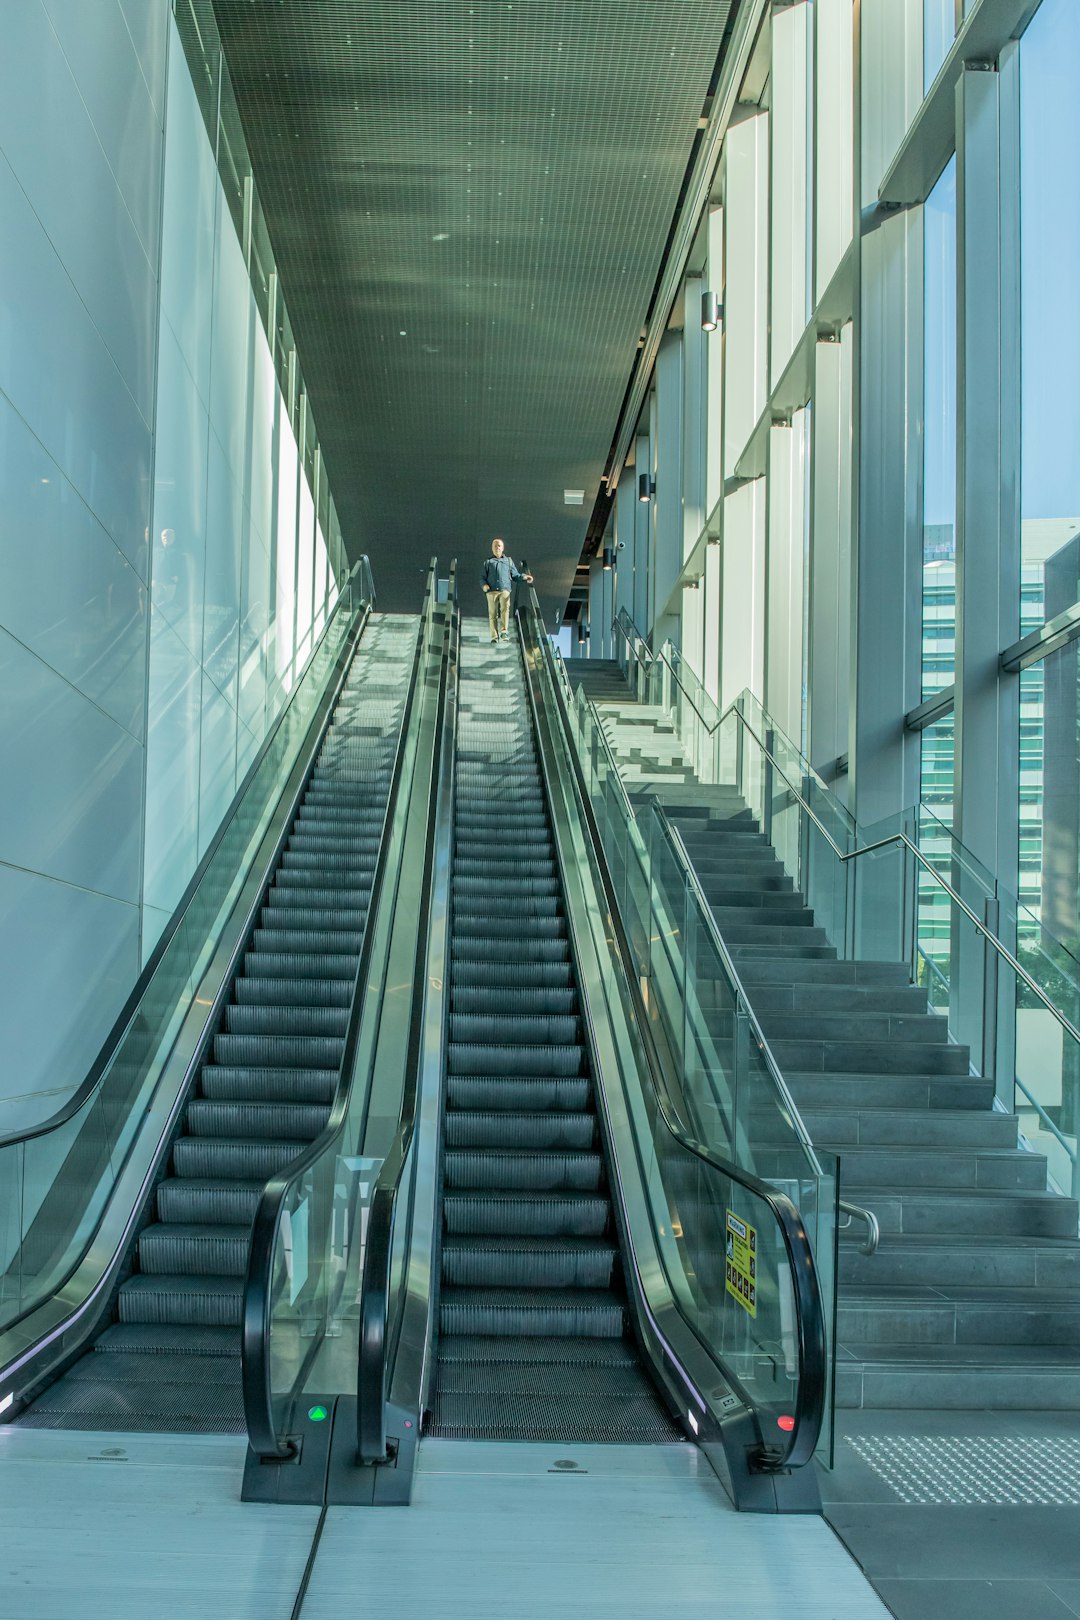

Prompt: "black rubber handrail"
[0,558,374,1152]
[356,566,460,1465]
[243,562,440,1460]
[520,587,829,1472]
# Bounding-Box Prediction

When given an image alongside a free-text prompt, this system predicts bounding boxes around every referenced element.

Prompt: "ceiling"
[212,1,736,616]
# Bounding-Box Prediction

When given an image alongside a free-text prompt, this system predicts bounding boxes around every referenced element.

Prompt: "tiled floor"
[823,1410,1080,1620]
[0,1428,891,1619]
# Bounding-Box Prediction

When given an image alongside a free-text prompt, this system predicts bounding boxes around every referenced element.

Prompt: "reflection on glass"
[924,0,956,90]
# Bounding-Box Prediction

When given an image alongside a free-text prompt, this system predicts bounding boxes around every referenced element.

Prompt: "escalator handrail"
[242,561,438,1459]
[0,558,375,1153]
[355,566,460,1465]
[520,587,828,1472]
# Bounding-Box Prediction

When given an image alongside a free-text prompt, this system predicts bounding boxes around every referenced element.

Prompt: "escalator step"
[449,1012,580,1044]
[118,1273,245,1328]
[447,1042,586,1077]
[95,1323,240,1356]
[452,938,569,964]
[445,1111,595,1151]
[288,835,380,855]
[437,1333,638,1367]
[439,1286,625,1338]
[445,1149,603,1192]
[223,1005,348,1038]
[157,1178,266,1224]
[16,1373,245,1432]
[426,1390,680,1444]
[442,1237,616,1289]
[451,987,577,1016]
[443,1191,610,1237]
[173,1136,307,1179]
[258,903,367,929]
[447,1075,591,1112]
[199,1066,338,1104]
[451,961,572,989]
[273,869,374,891]
[235,977,353,1008]
[186,1099,330,1140]
[65,1351,240,1385]
[138,1223,250,1277]
[454,858,557,879]
[453,915,566,941]
[212,1033,344,1068]
[453,875,559,898]
[246,946,360,972]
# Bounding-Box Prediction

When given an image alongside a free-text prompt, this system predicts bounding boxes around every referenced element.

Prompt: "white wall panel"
[208,201,256,504]
[0,866,139,1119]
[0,628,144,905]
[151,324,208,658]
[0,1,159,423]
[198,672,238,860]
[118,0,169,119]
[0,396,148,742]
[203,430,243,709]
[42,0,166,272]
[143,613,201,917]
[0,155,153,581]
[159,30,216,408]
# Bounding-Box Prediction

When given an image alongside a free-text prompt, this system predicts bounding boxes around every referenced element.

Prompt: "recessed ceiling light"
[399,330,407,336]
[433,232,450,241]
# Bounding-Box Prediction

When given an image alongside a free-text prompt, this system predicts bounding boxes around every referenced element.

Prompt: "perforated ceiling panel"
[212,1,734,613]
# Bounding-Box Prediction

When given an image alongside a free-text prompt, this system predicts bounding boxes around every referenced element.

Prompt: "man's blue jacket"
[481,555,522,591]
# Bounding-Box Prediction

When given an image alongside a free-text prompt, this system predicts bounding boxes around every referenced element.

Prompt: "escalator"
[355,595,829,1515]
[431,627,680,1442]
[16,612,419,1433]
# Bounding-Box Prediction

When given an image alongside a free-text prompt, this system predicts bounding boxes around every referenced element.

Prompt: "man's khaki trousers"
[486,588,511,639]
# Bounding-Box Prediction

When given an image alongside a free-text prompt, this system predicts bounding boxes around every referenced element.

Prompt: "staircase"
[585,670,1080,1410]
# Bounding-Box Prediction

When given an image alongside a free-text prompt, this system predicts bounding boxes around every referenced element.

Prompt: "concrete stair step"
[770,1038,970,1074]
[830,1143,1047,1191]
[835,1342,1080,1409]
[749,983,930,1015]
[839,1233,1080,1289]
[786,1071,995,1110]
[839,1185,1078,1239]
[758,1010,950,1044]
[838,1285,1080,1348]
[799,1104,1019,1148]
[727,942,839,961]
[736,959,909,986]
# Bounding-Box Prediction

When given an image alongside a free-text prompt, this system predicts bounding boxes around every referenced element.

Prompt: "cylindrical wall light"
[602,544,613,571]
[638,472,654,503]
[701,290,721,331]
[577,619,587,645]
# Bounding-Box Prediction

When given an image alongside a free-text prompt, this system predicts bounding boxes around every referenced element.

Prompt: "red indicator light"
[777,1415,795,1432]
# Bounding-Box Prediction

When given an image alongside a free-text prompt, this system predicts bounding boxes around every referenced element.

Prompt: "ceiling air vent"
[563,490,585,506]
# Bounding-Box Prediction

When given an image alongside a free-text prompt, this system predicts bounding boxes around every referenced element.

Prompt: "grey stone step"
[799,1104,1019,1148]
[839,1234,1080,1290]
[749,983,930,1015]
[839,1185,1078,1239]
[786,1071,995,1110]
[713,922,830,948]
[835,1343,1080,1410]
[758,1011,950,1044]
[728,942,839,961]
[837,1285,1080,1347]
[833,1143,1047,1192]
[771,1037,970,1074]
[735,959,908,986]
[699,888,805,911]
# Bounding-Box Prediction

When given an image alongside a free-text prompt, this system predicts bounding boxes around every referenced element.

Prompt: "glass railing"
[0,560,375,1382]
[536,595,835,1474]
[244,563,450,1462]
[611,611,1080,1213]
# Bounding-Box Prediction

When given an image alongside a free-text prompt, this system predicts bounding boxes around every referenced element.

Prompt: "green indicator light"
[308,1405,328,1422]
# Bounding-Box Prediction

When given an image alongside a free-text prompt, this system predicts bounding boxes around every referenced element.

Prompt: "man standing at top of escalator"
[481,536,533,645]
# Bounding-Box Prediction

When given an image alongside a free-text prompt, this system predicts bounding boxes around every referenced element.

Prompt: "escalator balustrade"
[429,623,680,1443]
[19,614,418,1432]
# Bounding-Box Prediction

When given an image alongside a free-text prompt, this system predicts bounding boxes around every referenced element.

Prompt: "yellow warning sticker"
[725,1210,757,1318]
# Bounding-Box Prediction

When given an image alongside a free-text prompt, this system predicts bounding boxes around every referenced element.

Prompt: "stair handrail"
[242,561,439,1460]
[522,587,828,1472]
[355,564,460,1467]
[612,606,1080,1055]
[0,558,375,1153]
[569,673,878,1256]
[730,706,1080,1052]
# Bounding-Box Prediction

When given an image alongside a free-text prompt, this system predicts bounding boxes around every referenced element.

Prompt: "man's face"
[491,539,504,557]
